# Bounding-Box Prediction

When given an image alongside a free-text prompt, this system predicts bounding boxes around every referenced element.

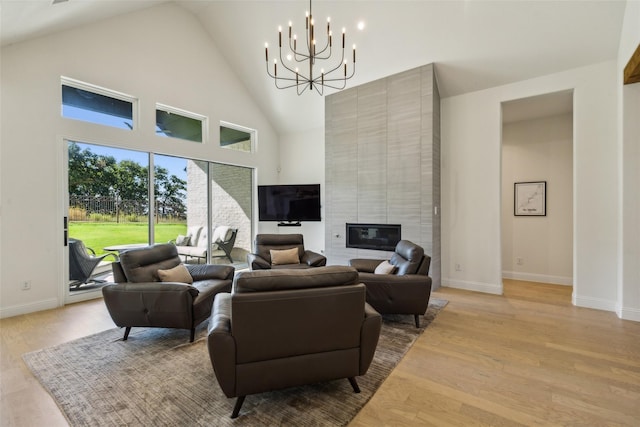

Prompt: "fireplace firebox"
[346,223,401,251]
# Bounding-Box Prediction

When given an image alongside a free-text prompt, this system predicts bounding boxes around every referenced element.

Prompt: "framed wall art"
[514,181,546,216]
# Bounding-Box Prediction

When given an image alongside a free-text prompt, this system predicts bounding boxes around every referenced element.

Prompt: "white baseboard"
[573,294,617,313]
[442,278,503,295]
[0,298,59,319]
[618,306,640,322]
[502,271,573,286]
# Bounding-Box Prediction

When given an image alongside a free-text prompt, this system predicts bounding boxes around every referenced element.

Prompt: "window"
[61,78,136,130]
[220,123,254,152]
[156,104,206,143]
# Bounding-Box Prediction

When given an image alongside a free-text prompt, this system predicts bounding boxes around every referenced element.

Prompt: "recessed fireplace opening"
[346,223,401,251]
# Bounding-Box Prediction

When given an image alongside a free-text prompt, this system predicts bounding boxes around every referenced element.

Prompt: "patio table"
[103,243,150,254]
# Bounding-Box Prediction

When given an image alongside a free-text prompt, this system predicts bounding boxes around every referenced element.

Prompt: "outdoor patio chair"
[68,238,117,289]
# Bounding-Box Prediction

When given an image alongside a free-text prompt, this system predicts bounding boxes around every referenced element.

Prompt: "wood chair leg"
[190,328,195,342]
[123,327,131,341]
[414,314,421,328]
[231,396,246,418]
[348,377,361,393]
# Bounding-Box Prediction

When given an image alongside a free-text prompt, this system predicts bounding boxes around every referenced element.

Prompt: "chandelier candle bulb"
[353,45,356,62]
[278,27,282,47]
[265,43,268,61]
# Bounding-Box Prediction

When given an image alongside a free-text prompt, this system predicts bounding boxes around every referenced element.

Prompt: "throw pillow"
[157,263,193,284]
[270,247,300,265]
[374,260,396,275]
[212,225,231,243]
[175,234,190,246]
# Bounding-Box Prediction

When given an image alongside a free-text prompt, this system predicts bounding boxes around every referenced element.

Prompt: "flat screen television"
[258,184,321,224]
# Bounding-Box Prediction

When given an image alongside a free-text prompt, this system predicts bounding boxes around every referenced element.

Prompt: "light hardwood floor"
[1,280,639,426]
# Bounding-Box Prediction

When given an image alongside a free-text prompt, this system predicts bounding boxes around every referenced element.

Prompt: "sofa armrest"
[302,250,327,267]
[207,293,237,397]
[186,264,235,281]
[359,302,382,375]
[247,253,271,270]
[349,258,383,273]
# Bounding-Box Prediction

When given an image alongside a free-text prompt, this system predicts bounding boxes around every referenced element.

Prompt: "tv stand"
[277,221,301,227]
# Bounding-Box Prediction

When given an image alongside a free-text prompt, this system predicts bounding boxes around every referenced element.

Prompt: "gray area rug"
[24,298,447,426]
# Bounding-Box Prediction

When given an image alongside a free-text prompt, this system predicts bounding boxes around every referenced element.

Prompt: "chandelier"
[264,0,356,95]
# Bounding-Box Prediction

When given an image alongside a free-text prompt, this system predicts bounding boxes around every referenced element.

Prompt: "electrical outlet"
[516,257,524,265]
[21,280,31,291]
[455,263,462,271]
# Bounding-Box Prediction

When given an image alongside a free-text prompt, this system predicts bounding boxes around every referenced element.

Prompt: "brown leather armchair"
[246,233,327,270]
[349,240,432,327]
[207,266,382,418]
[102,243,234,342]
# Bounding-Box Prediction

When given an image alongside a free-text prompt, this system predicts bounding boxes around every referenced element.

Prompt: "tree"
[68,142,186,221]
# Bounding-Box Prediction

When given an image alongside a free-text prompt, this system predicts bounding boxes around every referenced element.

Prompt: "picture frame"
[514,181,546,216]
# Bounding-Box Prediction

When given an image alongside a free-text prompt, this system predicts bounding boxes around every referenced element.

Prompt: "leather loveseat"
[207,266,382,418]
[349,240,432,327]
[102,243,234,342]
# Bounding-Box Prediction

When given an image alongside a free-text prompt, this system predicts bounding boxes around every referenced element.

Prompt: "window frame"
[155,103,208,144]
[220,121,255,153]
[61,76,138,130]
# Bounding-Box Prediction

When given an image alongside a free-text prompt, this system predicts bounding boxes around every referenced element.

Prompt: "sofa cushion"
[374,260,396,275]
[390,240,424,275]
[175,234,190,246]
[212,225,232,243]
[270,247,300,265]
[186,226,203,247]
[158,263,193,284]
[234,266,359,293]
[119,243,181,282]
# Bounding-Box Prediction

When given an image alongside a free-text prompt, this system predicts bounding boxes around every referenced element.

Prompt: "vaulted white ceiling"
[0,0,628,134]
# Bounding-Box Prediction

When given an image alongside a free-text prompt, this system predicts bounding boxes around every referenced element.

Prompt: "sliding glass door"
[65,141,253,297]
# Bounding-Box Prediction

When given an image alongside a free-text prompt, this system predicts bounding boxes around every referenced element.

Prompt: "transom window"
[61,77,136,130]
[156,104,206,143]
[220,123,254,152]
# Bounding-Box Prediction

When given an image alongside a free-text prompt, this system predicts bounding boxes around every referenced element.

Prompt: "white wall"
[258,127,326,254]
[442,61,619,312]
[501,114,573,285]
[617,0,640,321]
[0,3,280,318]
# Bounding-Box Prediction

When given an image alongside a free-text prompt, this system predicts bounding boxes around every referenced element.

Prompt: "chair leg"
[414,314,421,328]
[123,327,131,341]
[348,377,361,393]
[190,328,195,342]
[231,396,246,418]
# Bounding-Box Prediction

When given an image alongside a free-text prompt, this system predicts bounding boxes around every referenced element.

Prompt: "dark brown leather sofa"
[246,233,327,270]
[102,243,234,342]
[349,240,432,327]
[207,266,382,418]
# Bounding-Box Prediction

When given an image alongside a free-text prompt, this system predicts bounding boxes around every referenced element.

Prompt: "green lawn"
[69,222,187,256]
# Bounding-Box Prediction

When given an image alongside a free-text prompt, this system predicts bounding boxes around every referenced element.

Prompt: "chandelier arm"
[314,40,331,57]
[266,62,303,84]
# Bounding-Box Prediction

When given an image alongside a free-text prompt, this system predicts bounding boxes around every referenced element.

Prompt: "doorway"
[500,90,574,289]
